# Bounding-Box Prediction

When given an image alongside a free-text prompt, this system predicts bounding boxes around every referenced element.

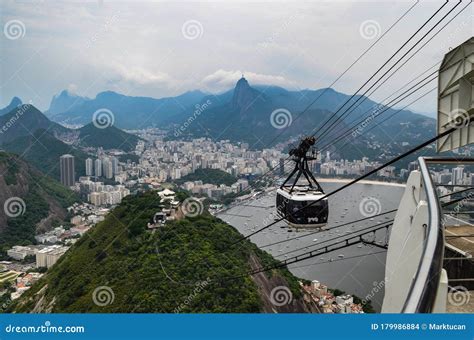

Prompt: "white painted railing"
[382,157,447,313]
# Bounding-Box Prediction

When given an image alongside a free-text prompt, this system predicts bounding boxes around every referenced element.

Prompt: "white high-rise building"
[94,159,102,178]
[103,158,113,179]
[112,156,119,175]
[85,158,93,176]
[452,167,464,185]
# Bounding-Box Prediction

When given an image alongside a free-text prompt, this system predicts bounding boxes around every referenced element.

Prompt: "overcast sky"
[1,0,472,115]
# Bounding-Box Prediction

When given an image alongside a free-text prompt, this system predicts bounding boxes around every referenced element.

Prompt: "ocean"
[218,180,405,311]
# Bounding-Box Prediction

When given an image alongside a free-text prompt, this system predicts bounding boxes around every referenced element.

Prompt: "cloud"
[1,0,472,114]
[200,69,290,92]
[67,83,79,94]
[106,62,172,86]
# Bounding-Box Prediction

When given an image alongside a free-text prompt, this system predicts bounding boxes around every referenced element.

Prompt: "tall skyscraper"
[94,159,102,178]
[85,158,93,176]
[452,167,464,185]
[103,157,113,179]
[59,154,75,187]
[111,156,119,175]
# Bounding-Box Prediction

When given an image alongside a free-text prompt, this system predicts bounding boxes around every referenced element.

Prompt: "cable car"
[276,136,328,228]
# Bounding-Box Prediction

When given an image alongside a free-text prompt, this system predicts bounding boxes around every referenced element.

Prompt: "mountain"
[0,97,22,116]
[48,90,207,129]
[45,90,87,117]
[0,152,80,251]
[43,80,435,157]
[0,103,87,180]
[169,79,436,159]
[169,78,338,147]
[175,168,237,186]
[13,191,309,313]
[0,104,141,178]
[2,129,88,180]
[232,76,262,110]
[0,104,68,145]
[77,123,140,152]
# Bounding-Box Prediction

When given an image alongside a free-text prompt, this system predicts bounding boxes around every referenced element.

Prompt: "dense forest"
[0,152,79,252]
[2,130,87,179]
[78,123,141,152]
[175,168,237,186]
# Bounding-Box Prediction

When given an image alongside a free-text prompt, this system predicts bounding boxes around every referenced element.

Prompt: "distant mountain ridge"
[167,79,436,159]
[0,104,141,179]
[46,90,88,117]
[40,80,435,144]
[4,77,436,161]
[47,89,207,128]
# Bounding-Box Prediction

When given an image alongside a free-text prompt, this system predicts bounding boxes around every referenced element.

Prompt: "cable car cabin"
[276,136,328,228]
[276,187,328,228]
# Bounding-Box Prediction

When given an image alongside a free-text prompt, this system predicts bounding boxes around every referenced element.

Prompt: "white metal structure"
[384,39,474,313]
[382,160,448,313]
[437,37,474,153]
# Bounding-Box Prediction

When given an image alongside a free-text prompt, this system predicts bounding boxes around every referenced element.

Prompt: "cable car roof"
[277,187,327,201]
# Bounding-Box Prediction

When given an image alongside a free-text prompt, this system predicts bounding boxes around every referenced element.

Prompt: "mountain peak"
[58,89,72,97]
[96,90,124,100]
[232,76,259,110]
[0,97,23,116]
[10,96,22,106]
[47,90,88,117]
[0,104,67,144]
